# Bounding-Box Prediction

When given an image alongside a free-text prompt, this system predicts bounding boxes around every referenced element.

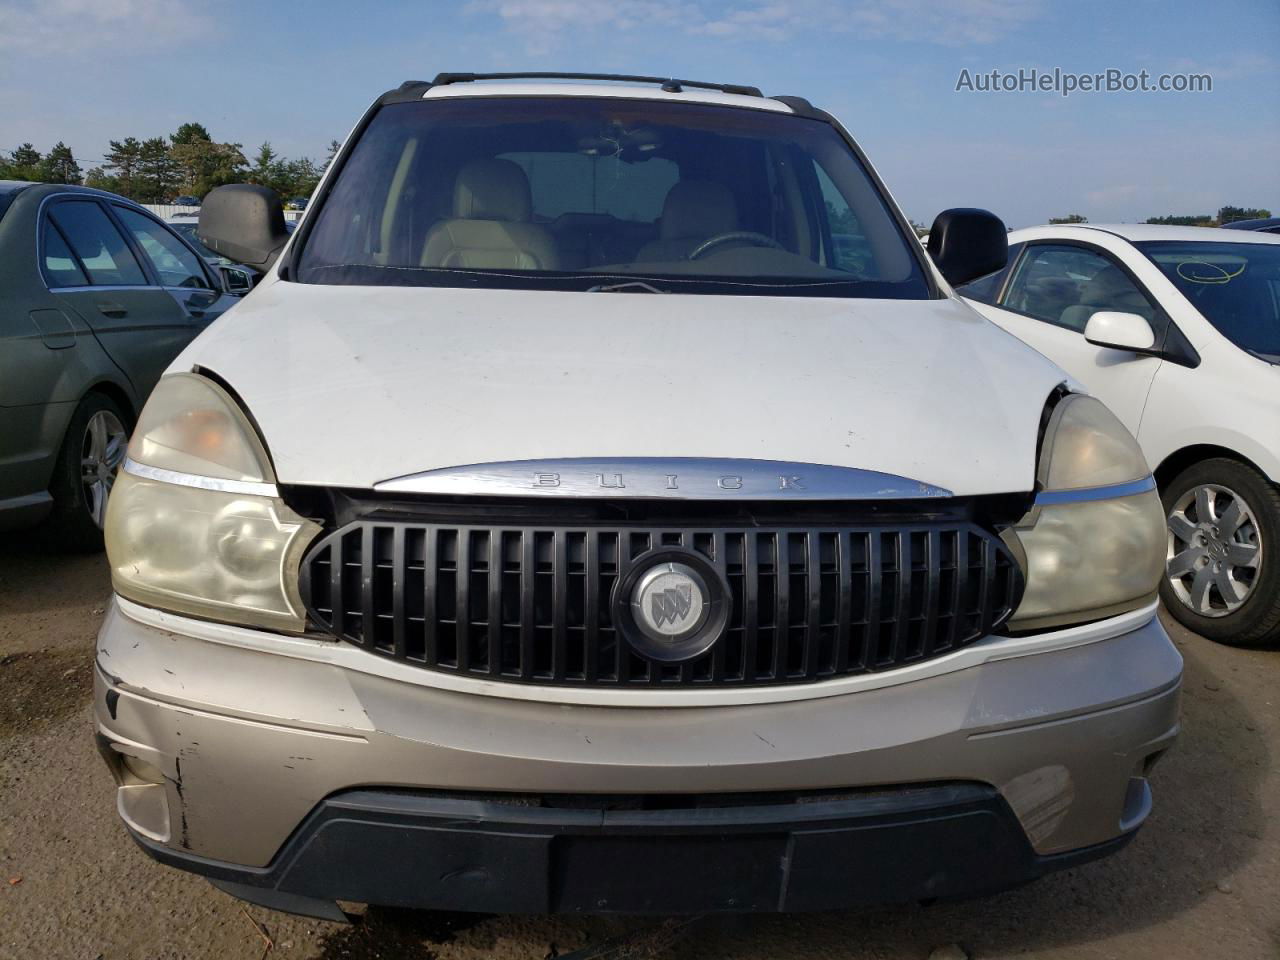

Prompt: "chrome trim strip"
[1034,475,1156,506]
[47,284,153,293]
[375,458,954,500]
[114,595,1159,708]
[123,458,279,498]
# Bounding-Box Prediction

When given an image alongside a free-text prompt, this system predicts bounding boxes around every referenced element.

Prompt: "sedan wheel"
[1159,458,1280,647]
[44,393,131,552]
[80,409,128,529]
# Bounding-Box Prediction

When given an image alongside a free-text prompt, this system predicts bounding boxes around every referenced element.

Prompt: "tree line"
[0,122,342,204]
[1050,206,1272,227]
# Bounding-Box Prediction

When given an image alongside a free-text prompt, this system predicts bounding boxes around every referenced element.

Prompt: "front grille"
[300,520,1022,688]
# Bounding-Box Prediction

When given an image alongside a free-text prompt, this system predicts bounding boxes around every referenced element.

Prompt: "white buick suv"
[93,73,1181,920]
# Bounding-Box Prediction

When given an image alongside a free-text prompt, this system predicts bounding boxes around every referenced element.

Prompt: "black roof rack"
[428,72,764,98]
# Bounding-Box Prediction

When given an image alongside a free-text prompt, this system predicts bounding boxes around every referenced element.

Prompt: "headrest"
[660,181,737,239]
[453,158,532,222]
[1081,265,1140,305]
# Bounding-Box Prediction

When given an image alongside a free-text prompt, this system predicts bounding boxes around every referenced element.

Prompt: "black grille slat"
[865,531,882,668]
[742,532,760,684]
[303,518,1023,689]
[833,531,853,675]
[584,529,601,682]
[772,533,790,681]
[804,532,821,679]
[328,538,344,638]
[978,536,997,638]
[922,529,941,659]
[519,531,535,679]
[949,528,967,652]
[486,531,502,676]
[710,531,729,681]
[391,525,407,659]
[892,531,910,665]
[552,531,568,681]
[453,531,469,670]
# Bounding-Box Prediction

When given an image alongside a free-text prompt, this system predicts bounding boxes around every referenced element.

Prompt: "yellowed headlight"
[1007,394,1165,631]
[127,373,272,482]
[106,374,319,633]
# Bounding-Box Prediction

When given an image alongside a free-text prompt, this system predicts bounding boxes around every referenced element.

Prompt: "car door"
[965,241,1164,436]
[44,198,195,402]
[110,204,240,329]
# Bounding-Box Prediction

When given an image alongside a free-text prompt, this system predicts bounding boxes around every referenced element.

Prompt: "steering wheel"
[688,231,784,260]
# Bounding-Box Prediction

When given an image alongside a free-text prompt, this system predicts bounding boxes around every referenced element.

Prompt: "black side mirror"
[926,208,1008,287]
[219,265,253,295]
[199,185,290,273]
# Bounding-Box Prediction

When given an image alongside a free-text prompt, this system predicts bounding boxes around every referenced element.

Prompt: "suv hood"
[173,283,1066,496]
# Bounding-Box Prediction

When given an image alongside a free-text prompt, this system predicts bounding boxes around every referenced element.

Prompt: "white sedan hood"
[173,283,1066,496]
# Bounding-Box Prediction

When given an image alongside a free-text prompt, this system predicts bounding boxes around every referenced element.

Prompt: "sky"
[0,0,1276,228]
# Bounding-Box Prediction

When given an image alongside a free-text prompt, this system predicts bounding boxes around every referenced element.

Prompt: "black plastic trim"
[429,71,764,98]
[128,784,1139,915]
[770,95,820,117]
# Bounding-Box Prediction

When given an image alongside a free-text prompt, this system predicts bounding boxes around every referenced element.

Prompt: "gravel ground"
[1,534,1277,960]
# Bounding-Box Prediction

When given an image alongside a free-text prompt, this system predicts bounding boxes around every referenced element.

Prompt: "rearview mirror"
[199,185,290,273]
[926,208,1008,287]
[1084,311,1156,353]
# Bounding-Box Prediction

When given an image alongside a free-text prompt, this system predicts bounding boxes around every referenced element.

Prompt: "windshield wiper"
[586,280,669,294]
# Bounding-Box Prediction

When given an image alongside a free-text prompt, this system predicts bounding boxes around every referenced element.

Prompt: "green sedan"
[0,181,243,549]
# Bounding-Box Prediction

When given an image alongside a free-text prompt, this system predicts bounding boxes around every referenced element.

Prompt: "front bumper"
[95,598,1181,915]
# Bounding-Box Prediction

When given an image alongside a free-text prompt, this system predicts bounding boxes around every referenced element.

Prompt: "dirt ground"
[1,534,1276,960]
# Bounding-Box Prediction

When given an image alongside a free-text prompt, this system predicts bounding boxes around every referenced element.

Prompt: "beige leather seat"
[636,181,738,262]
[421,158,559,270]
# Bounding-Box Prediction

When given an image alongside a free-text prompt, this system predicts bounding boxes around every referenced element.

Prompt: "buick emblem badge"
[615,553,729,662]
[633,563,706,640]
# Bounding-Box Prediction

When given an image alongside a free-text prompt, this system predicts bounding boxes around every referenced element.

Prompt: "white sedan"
[963,223,1280,647]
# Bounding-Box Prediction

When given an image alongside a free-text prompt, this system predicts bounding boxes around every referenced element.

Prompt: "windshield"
[295,97,930,298]
[1137,241,1280,361]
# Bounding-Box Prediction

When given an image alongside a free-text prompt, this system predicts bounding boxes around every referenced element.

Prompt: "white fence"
[142,203,305,223]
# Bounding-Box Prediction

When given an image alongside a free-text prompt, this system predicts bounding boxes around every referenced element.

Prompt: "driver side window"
[1001,244,1155,332]
[814,164,873,276]
[114,206,211,289]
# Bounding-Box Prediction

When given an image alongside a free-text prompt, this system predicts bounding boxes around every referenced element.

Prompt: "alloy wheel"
[1166,483,1262,617]
[81,410,128,529]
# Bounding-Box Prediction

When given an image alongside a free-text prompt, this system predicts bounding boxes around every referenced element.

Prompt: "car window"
[1001,243,1155,331]
[168,221,226,263]
[42,220,89,287]
[47,201,147,286]
[114,207,211,289]
[297,97,930,299]
[1137,240,1280,360]
[956,268,1003,304]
